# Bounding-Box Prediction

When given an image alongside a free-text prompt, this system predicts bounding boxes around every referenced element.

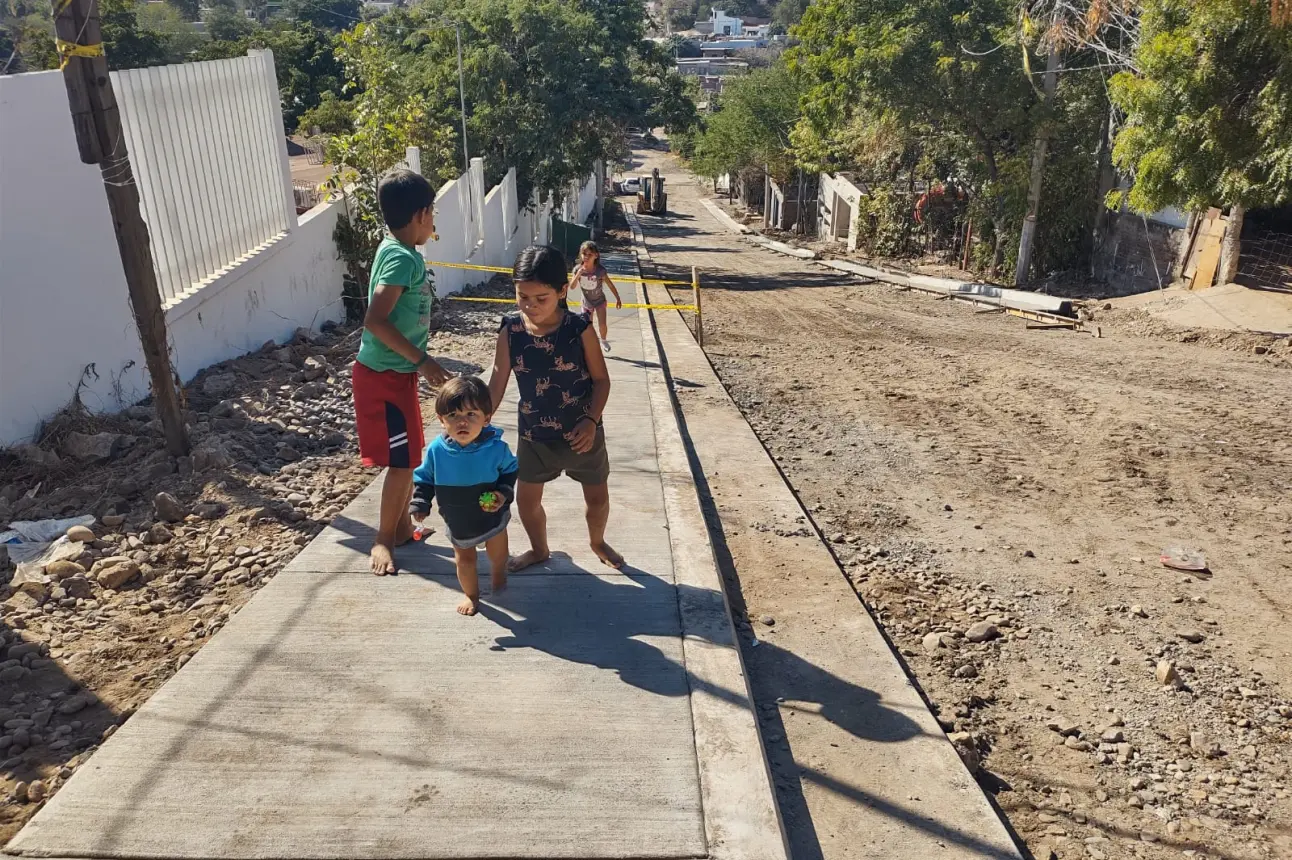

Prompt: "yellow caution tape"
[445,296,698,312]
[427,261,512,274]
[56,39,104,69]
[425,259,694,287]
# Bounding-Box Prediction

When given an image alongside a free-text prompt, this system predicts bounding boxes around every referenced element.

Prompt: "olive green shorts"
[517,427,610,485]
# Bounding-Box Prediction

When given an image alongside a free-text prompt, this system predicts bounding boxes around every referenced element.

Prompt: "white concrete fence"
[0,52,598,446]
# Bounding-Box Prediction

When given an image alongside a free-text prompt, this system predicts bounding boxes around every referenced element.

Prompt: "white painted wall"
[0,71,150,446]
[0,70,344,446]
[165,201,346,382]
[818,172,865,250]
[575,171,599,224]
[709,9,743,35]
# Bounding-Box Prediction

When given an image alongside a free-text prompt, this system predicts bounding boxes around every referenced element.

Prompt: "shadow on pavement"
[635,290,1027,860]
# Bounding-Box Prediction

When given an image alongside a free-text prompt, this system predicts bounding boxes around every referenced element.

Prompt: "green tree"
[283,0,361,30]
[202,5,256,41]
[296,90,355,135]
[2,0,58,72]
[691,63,801,183]
[138,0,202,62]
[200,22,344,131]
[788,0,1035,272]
[665,34,700,57]
[359,0,688,203]
[662,0,695,32]
[1110,0,1292,284]
[165,0,200,21]
[101,0,171,69]
[771,0,807,34]
[325,21,458,316]
[632,37,701,133]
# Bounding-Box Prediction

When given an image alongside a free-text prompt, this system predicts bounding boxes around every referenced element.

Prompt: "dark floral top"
[501,312,593,443]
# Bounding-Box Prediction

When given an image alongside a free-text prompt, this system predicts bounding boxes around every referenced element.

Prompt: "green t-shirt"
[357,236,434,373]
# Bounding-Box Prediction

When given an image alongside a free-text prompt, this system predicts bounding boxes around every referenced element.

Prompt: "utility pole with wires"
[49,0,190,456]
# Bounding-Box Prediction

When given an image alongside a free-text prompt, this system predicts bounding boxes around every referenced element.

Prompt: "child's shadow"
[477,564,692,699]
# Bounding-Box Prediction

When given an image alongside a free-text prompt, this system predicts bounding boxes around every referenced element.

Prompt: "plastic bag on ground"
[0,515,96,564]
[1161,546,1208,572]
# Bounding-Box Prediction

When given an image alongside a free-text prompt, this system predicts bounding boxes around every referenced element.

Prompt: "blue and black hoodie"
[410,426,519,542]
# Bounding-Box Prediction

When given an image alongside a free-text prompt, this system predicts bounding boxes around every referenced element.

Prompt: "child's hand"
[569,417,598,454]
[479,491,504,513]
[419,359,451,387]
[411,511,427,523]
[615,298,623,309]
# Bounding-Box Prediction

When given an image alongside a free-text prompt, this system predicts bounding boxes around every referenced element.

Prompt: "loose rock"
[45,559,86,580]
[1155,660,1181,687]
[95,559,140,590]
[203,372,238,397]
[62,431,127,464]
[66,525,96,543]
[12,444,62,469]
[154,492,188,523]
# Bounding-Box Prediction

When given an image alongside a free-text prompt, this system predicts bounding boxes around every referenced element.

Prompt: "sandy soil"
[633,147,1292,860]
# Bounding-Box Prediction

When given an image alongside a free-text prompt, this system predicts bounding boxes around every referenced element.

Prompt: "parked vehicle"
[618,177,642,196]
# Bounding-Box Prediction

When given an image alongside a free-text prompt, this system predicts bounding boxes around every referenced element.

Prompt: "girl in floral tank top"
[488,245,623,573]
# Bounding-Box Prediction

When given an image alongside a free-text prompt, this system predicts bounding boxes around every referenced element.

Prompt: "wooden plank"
[1184,208,1224,279]
[1192,233,1223,291]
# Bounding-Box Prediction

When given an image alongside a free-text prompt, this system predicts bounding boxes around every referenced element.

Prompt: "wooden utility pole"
[50,0,189,456]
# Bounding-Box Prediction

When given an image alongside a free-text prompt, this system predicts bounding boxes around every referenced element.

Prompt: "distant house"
[700,39,767,53]
[674,57,749,77]
[698,9,744,36]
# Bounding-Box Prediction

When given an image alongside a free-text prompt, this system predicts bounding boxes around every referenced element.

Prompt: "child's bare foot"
[370,542,397,576]
[507,550,549,572]
[592,542,624,570]
[457,596,479,616]
[491,570,508,593]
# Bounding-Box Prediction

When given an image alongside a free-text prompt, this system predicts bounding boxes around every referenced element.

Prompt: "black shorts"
[517,427,610,485]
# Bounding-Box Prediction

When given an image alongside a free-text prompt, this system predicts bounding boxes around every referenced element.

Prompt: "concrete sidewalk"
[4,257,786,860]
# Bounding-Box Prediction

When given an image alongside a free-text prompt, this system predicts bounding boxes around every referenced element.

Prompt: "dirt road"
[626,147,1292,860]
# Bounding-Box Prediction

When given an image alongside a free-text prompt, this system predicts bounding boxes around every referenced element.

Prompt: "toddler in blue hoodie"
[410,376,518,616]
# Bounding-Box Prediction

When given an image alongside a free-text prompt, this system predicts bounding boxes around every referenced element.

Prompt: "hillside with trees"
[682,0,1292,287]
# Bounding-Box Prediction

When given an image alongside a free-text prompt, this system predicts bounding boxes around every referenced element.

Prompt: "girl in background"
[569,241,622,353]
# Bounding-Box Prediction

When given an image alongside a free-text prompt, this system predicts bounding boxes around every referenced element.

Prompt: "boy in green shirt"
[352,168,452,575]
